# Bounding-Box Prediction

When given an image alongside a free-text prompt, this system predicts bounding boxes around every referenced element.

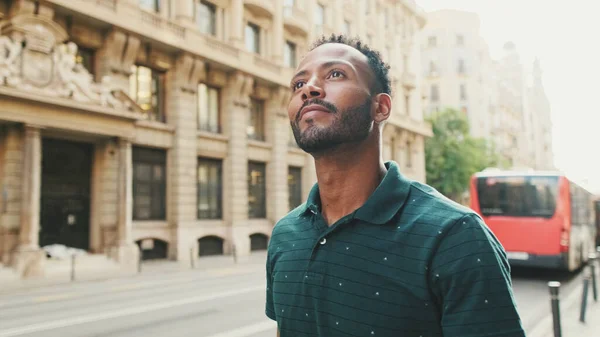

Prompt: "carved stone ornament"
[272,86,291,117]
[229,72,254,108]
[0,14,137,112]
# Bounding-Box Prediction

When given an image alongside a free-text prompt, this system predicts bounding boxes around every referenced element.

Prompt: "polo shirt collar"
[302,161,410,225]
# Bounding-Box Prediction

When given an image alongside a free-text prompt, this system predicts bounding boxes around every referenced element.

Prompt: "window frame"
[248,161,267,218]
[197,157,223,219]
[132,146,167,221]
[129,64,167,123]
[197,83,221,133]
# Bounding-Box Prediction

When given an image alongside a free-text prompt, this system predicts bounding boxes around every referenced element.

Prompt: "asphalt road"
[0,259,585,337]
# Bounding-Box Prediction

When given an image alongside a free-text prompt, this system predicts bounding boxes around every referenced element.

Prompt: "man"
[265,35,526,337]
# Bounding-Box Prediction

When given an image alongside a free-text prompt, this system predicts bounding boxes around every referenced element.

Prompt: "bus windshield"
[476,175,560,218]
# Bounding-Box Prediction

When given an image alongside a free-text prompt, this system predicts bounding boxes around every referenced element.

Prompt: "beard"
[290,96,373,154]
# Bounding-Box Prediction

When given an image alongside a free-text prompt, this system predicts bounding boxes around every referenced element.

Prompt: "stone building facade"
[0,0,431,278]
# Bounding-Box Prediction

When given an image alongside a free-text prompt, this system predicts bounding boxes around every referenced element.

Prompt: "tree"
[425,108,500,202]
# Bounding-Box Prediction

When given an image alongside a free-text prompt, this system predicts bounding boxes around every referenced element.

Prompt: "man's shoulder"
[406,180,479,227]
[269,204,311,241]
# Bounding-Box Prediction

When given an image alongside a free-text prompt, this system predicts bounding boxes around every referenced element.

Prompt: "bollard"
[71,254,76,282]
[548,281,562,337]
[232,244,237,264]
[190,248,195,269]
[590,253,598,302]
[580,272,590,323]
[138,248,143,274]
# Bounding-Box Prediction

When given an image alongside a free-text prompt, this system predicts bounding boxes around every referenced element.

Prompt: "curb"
[527,278,588,337]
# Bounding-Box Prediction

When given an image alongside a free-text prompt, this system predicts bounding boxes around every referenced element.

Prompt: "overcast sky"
[417,0,600,193]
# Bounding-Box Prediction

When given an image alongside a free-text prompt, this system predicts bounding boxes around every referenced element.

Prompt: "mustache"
[295,99,338,122]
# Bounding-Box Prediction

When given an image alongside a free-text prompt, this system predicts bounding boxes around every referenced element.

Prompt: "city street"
[0,256,585,337]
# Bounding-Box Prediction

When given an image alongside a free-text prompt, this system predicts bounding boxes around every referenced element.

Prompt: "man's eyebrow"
[290,61,353,85]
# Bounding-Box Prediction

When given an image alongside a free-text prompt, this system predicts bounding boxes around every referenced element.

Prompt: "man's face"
[288,43,376,154]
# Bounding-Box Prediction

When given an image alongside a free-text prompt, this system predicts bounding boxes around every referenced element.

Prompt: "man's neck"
[313,142,387,226]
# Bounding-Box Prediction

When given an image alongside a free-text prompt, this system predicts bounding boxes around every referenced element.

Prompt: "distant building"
[421,10,554,170]
[528,58,555,170]
[0,0,431,278]
[420,9,492,139]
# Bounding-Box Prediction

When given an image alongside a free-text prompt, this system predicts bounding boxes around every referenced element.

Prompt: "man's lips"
[300,105,331,119]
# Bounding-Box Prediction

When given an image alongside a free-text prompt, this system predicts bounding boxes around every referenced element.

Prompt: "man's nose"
[301,80,325,101]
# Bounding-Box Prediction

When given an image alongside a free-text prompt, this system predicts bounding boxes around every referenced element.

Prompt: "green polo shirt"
[265,161,525,337]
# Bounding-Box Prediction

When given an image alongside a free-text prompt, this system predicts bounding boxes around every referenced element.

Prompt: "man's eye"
[330,70,343,78]
[293,82,305,91]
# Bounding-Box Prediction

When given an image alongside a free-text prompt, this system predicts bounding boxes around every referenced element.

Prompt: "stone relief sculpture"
[0,14,135,111]
[0,33,23,86]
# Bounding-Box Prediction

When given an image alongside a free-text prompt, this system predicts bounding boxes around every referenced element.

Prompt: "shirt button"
[320,238,327,245]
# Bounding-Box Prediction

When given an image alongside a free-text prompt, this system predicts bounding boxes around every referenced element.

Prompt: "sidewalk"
[529,267,600,337]
[0,251,267,295]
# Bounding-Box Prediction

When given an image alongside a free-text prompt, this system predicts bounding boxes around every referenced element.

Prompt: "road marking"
[204,320,276,337]
[32,293,77,303]
[0,285,264,337]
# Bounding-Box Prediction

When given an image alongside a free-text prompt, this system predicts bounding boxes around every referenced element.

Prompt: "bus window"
[476,176,559,218]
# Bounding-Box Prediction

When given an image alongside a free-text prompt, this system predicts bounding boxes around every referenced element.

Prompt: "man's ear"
[373,93,392,123]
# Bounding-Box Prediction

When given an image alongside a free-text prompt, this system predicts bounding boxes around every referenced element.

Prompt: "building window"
[248,161,266,218]
[315,4,325,35]
[404,94,410,115]
[198,83,220,133]
[364,0,370,14]
[139,0,159,12]
[196,0,216,36]
[428,36,436,47]
[284,41,297,68]
[429,61,437,74]
[248,98,265,141]
[283,0,294,16]
[197,158,222,219]
[430,85,439,102]
[458,59,465,73]
[457,34,464,45]
[460,84,467,100]
[343,20,351,35]
[288,166,303,210]
[133,147,166,220]
[75,46,95,76]
[405,141,412,168]
[129,65,166,122]
[245,22,260,54]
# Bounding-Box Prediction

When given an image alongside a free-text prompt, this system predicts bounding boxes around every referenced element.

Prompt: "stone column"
[266,87,291,223]
[225,72,253,258]
[169,54,205,263]
[114,138,139,267]
[333,0,345,33]
[271,0,284,64]
[173,0,194,25]
[229,0,244,48]
[18,125,41,249]
[216,8,225,40]
[14,124,45,278]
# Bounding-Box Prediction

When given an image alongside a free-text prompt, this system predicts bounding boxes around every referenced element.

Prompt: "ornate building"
[0,0,430,278]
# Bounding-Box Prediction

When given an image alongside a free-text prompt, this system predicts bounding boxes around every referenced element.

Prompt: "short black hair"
[310,34,392,96]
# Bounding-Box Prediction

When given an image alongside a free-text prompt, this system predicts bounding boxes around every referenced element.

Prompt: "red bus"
[470,169,597,271]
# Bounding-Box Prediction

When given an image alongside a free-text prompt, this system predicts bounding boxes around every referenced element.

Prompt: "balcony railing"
[139,8,186,39]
